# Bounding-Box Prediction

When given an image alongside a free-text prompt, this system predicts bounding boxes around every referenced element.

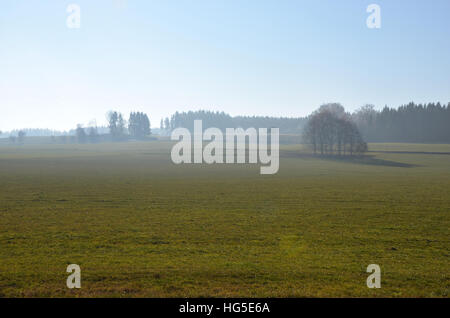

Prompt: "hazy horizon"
[1,0,450,131]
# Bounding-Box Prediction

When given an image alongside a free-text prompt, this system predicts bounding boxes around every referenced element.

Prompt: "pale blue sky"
[1,0,449,130]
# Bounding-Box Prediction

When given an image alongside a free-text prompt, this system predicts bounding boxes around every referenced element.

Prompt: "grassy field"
[0,141,448,297]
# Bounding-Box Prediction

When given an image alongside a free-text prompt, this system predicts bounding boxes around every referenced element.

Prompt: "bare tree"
[304,104,367,156]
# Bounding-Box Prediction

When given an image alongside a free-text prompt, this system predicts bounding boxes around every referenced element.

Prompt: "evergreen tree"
[128,112,151,138]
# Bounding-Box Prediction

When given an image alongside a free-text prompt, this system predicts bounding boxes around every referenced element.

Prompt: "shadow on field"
[281,151,418,168]
[367,150,450,156]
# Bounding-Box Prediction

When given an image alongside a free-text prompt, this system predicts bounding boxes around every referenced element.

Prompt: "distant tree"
[164,117,170,131]
[303,114,319,154]
[353,104,377,124]
[128,112,137,136]
[75,125,87,143]
[88,126,99,143]
[18,130,26,144]
[317,103,346,118]
[352,104,377,140]
[107,111,126,140]
[128,112,150,138]
[107,111,118,136]
[160,118,164,131]
[117,113,126,136]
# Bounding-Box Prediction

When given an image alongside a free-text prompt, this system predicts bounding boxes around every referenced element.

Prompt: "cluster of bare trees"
[304,104,367,156]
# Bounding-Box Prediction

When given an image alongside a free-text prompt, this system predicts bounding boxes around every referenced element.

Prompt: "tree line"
[352,102,450,143]
[161,102,450,145]
[163,107,367,156]
[2,101,449,146]
[75,111,152,143]
[160,110,307,134]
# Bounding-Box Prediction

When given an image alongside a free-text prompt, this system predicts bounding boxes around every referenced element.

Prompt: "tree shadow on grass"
[281,151,418,168]
[368,150,450,156]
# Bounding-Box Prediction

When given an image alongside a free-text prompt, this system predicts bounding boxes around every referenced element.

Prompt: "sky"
[0,0,449,131]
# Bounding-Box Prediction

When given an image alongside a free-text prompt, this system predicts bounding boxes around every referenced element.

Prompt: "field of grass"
[0,141,448,297]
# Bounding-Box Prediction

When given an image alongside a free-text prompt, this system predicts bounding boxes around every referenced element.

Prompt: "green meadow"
[0,141,448,297]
